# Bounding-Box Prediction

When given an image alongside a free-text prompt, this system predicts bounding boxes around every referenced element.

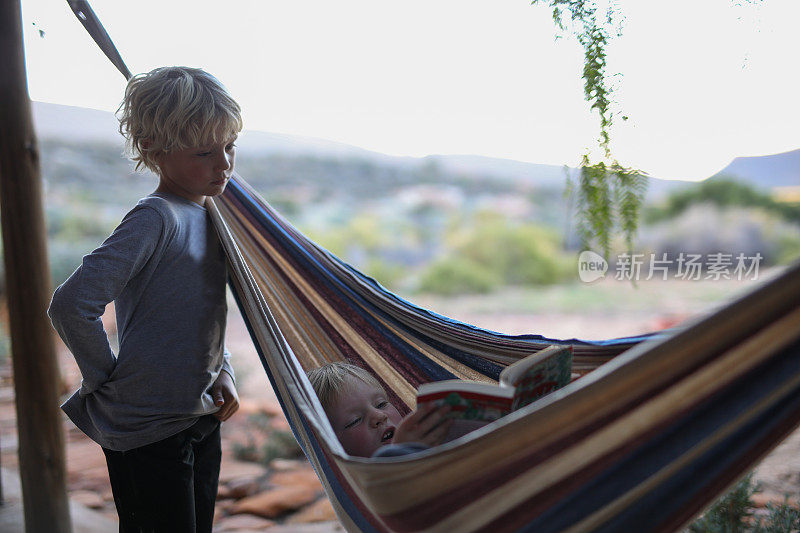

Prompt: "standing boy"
[48,66,241,532]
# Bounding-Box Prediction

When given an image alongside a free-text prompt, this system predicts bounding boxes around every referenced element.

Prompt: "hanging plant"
[532,0,647,257]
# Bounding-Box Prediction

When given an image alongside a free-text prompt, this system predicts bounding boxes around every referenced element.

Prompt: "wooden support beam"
[0,1,72,531]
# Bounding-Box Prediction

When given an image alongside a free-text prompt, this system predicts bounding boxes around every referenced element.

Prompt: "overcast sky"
[19,0,800,181]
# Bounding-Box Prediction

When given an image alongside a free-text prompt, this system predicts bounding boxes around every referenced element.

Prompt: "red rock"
[651,314,689,330]
[269,458,307,472]
[225,477,262,499]
[215,513,276,531]
[65,423,86,439]
[269,416,291,431]
[287,498,338,524]
[752,493,772,508]
[231,486,318,518]
[217,484,233,500]
[270,468,324,492]
[1,448,19,468]
[215,498,237,517]
[219,455,267,483]
[65,438,111,489]
[751,492,799,508]
[265,522,344,532]
[238,398,284,418]
[70,489,105,509]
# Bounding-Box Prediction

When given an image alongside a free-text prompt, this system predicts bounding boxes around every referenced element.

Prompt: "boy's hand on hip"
[211,371,239,421]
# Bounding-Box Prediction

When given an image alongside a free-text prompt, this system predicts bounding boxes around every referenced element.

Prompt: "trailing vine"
[532,0,647,256]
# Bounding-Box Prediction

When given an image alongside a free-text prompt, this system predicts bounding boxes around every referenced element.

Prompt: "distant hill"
[32,102,121,144]
[424,154,568,188]
[711,148,800,189]
[31,101,798,197]
[235,129,402,162]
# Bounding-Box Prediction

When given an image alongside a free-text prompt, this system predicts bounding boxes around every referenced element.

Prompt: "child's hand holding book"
[392,403,454,448]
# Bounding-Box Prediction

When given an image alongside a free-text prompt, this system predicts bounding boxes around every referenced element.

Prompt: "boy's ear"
[143,141,164,169]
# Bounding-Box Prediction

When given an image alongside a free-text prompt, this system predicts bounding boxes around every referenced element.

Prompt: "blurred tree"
[419,258,500,295]
[419,213,572,294]
[646,177,800,224]
[453,214,566,285]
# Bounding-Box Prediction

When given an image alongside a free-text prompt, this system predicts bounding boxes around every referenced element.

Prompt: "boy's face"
[325,377,403,457]
[155,134,237,205]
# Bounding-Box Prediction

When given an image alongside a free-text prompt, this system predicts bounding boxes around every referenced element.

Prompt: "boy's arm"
[48,206,162,396]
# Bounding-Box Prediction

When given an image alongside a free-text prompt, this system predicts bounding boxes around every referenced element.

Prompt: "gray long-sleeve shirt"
[48,192,233,451]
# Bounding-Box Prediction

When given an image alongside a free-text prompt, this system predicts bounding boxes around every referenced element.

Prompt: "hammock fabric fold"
[209,175,800,533]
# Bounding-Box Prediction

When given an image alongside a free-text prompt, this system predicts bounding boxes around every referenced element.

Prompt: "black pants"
[102,415,221,533]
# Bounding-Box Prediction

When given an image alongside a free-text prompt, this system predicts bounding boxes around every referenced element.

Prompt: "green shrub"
[363,257,406,290]
[232,413,303,466]
[439,215,572,288]
[647,178,800,225]
[48,239,102,287]
[418,257,500,295]
[688,473,759,532]
[753,499,800,532]
[686,472,800,533]
[47,209,115,241]
[775,233,800,265]
[640,204,800,267]
[0,324,9,365]
[262,430,303,464]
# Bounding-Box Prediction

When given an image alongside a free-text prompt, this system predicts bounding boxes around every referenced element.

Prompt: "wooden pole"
[0,1,73,532]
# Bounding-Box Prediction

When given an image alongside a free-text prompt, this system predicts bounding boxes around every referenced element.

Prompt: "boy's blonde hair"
[117,66,243,173]
[307,362,384,410]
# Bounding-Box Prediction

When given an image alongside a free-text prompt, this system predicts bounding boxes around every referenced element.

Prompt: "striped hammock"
[208,175,800,533]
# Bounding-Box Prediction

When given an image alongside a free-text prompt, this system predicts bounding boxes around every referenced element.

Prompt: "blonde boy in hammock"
[49,66,240,532]
[308,362,454,457]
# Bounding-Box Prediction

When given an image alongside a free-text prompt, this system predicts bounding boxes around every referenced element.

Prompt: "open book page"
[416,380,514,423]
[415,346,573,431]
